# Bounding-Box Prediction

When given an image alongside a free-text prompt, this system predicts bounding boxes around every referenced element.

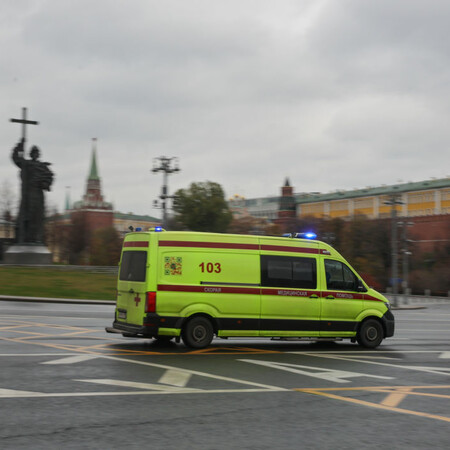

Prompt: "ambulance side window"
[324,259,357,291]
[261,255,316,289]
[119,251,147,282]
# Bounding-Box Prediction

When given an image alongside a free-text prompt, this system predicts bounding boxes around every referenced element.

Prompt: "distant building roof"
[294,177,450,204]
[114,212,161,222]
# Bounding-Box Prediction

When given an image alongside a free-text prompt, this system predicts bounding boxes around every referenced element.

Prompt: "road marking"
[76,378,200,392]
[380,387,413,407]
[99,355,287,391]
[0,388,279,399]
[239,359,393,383]
[296,352,450,376]
[0,388,43,397]
[439,352,450,359]
[41,355,99,365]
[295,385,450,423]
[158,369,192,387]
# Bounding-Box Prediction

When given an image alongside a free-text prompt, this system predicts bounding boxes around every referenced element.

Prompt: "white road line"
[240,359,393,383]
[0,388,279,399]
[96,355,286,391]
[41,355,99,365]
[158,369,192,387]
[0,388,43,397]
[439,352,450,359]
[76,379,200,392]
[395,329,450,332]
[0,353,85,357]
[395,319,450,322]
[296,352,450,376]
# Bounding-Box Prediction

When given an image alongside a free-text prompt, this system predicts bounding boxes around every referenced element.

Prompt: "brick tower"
[71,138,113,232]
[275,178,297,233]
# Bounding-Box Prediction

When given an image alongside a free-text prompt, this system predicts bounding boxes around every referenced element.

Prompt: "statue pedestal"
[3,244,53,265]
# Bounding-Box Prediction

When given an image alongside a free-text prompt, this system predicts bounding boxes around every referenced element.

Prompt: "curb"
[0,295,115,305]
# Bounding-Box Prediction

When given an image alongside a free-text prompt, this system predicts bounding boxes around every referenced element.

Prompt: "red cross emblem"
[134,294,141,306]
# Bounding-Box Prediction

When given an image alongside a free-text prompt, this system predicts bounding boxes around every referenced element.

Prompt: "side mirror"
[356,279,367,292]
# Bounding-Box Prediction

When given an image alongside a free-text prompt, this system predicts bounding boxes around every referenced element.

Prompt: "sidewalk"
[0,294,114,305]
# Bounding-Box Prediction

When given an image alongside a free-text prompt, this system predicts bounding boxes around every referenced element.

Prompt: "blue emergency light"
[295,232,317,240]
[154,226,163,232]
[135,227,142,232]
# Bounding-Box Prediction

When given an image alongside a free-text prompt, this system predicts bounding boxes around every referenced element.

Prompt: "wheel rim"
[366,325,378,341]
[192,325,207,343]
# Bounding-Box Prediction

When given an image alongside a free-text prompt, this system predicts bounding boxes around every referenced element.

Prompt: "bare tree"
[0,180,16,238]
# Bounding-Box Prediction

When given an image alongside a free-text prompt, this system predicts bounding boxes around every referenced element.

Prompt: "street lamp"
[152,156,180,229]
[399,221,414,304]
[384,194,403,307]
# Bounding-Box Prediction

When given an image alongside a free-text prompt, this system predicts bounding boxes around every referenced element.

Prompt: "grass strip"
[0,267,116,300]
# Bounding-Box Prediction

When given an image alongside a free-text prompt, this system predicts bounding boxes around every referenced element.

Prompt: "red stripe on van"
[262,289,317,297]
[158,240,321,254]
[123,241,149,248]
[322,291,364,300]
[364,294,385,302]
[158,241,259,250]
[157,284,260,295]
[261,245,319,254]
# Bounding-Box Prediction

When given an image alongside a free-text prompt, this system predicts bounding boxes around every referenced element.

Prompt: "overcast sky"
[1,0,449,218]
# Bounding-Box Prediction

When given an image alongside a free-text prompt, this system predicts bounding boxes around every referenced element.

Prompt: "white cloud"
[1,0,449,217]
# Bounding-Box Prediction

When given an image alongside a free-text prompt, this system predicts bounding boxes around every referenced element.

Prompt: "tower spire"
[89,138,100,181]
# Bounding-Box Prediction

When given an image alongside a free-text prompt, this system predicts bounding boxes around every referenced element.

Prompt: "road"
[0,301,449,449]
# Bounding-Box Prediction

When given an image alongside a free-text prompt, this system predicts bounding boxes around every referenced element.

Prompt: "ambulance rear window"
[119,251,147,282]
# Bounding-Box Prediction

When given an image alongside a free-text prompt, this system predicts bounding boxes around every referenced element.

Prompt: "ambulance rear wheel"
[357,319,383,348]
[182,317,214,349]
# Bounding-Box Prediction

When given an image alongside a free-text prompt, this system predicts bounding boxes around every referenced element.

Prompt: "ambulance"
[106,228,395,349]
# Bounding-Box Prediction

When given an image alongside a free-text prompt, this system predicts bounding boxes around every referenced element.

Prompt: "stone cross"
[10,107,39,145]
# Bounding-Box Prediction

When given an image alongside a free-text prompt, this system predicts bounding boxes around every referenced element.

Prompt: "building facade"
[231,177,450,222]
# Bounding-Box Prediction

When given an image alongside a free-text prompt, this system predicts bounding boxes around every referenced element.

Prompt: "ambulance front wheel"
[182,316,214,349]
[357,318,383,348]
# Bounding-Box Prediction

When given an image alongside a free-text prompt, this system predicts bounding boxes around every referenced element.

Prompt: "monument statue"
[12,138,54,243]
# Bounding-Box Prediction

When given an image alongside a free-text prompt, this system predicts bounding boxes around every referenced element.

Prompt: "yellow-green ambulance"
[106,229,394,349]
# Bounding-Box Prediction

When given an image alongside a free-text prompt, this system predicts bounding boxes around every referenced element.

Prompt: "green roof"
[295,177,450,204]
[114,212,162,222]
[88,145,100,181]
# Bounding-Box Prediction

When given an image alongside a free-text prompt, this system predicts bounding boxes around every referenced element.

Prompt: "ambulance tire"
[182,316,214,349]
[357,318,383,348]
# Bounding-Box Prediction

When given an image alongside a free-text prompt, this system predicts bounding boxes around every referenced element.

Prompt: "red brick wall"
[408,214,450,253]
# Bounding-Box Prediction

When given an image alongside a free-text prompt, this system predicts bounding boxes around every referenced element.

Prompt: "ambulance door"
[116,250,148,326]
[320,258,365,337]
[260,255,321,336]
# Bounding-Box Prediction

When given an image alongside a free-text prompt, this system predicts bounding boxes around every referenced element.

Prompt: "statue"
[12,138,54,243]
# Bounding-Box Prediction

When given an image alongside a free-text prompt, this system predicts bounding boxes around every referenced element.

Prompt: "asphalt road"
[0,301,449,449]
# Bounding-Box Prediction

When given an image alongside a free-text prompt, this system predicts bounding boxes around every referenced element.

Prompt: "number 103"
[199,262,222,273]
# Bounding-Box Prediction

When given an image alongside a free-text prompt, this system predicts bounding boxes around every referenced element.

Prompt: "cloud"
[1,0,449,217]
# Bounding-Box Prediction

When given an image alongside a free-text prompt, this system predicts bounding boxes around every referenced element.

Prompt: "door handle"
[309,294,319,299]
[129,288,135,294]
[326,295,335,300]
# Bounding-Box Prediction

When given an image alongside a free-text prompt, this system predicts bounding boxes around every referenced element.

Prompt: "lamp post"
[384,194,403,307]
[152,156,180,229]
[399,221,414,305]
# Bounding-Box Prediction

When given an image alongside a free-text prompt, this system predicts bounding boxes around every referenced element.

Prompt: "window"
[119,251,147,282]
[324,259,358,291]
[261,255,316,289]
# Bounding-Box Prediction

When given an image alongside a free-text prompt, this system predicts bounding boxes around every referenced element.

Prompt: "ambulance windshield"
[119,251,147,282]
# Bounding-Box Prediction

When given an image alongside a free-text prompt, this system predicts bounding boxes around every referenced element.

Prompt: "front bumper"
[381,309,395,338]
